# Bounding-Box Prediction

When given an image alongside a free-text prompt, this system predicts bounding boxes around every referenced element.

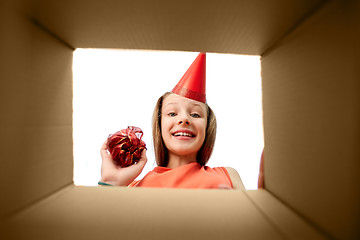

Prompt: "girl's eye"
[168,112,177,117]
[190,113,201,118]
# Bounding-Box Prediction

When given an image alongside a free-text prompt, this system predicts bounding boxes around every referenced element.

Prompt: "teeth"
[173,132,193,137]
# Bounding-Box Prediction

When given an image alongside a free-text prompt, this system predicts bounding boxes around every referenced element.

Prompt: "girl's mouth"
[171,130,195,138]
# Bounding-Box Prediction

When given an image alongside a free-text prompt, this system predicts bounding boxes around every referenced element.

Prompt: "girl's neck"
[166,153,197,169]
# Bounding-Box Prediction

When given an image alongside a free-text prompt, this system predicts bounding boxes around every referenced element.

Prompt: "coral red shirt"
[128,162,233,189]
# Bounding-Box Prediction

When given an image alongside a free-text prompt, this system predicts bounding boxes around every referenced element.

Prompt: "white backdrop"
[73,49,263,189]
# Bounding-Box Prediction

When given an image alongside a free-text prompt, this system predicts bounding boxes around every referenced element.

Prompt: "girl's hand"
[99,141,147,186]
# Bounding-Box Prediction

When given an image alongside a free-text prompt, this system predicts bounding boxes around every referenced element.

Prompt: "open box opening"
[72,49,263,189]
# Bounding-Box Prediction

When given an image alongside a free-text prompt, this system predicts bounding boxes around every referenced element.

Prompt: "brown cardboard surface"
[0,0,73,219]
[31,0,325,55]
[5,186,284,240]
[1,0,359,239]
[245,190,326,239]
[262,0,360,239]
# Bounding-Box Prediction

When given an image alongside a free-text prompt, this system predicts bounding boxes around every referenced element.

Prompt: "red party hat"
[172,53,206,103]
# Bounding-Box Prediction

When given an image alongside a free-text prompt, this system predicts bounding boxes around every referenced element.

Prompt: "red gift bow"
[107,126,146,167]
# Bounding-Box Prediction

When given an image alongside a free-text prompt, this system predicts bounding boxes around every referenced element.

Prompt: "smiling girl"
[99,53,245,189]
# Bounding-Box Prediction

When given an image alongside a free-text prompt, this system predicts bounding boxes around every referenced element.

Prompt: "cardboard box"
[1,0,358,239]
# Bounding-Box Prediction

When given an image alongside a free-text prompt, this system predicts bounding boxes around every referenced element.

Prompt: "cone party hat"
[172,53,206,103]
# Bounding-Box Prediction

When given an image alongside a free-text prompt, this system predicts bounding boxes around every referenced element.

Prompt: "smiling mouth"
[172,132,195,137]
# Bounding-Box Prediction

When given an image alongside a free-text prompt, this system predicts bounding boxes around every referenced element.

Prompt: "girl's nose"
[178,117,190,125]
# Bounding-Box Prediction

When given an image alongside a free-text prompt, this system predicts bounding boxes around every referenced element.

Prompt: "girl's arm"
[258,150,265,189]
[99,141,147,186]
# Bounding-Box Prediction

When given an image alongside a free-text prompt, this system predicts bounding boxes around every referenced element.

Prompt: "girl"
[99,53,245,189]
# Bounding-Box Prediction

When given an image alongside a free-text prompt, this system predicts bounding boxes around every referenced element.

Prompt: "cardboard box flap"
[32,0,325,55]
[6,186,286,240]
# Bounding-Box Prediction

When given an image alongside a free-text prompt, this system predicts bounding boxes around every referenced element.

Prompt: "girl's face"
[161,94,207,158]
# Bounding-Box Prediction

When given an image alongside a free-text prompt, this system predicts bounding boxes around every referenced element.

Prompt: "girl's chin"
[168,147,199,156]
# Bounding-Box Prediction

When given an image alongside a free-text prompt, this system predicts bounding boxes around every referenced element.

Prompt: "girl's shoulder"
[223,167,245,190]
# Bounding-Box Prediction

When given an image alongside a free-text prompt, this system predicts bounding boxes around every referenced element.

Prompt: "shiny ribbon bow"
[107,126,146,167]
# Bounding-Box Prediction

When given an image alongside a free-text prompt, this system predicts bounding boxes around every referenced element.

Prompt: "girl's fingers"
[100,141,108,152]
[136,149,147,167]
[100,141,114,166]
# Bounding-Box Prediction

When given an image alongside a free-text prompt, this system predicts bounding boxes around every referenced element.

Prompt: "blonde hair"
[152,92,217,167]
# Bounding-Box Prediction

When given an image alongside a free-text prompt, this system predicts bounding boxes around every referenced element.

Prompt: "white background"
[73,49,263,189]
